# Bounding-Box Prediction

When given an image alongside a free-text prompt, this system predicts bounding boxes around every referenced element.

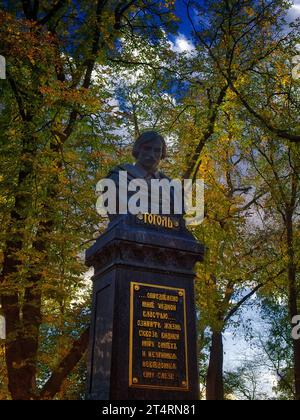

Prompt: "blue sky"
[168,0,300,398]
[289,0,300,19]
[170,0,300,55]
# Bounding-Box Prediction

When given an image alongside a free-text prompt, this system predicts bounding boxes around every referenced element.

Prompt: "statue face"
[136,137,163,172]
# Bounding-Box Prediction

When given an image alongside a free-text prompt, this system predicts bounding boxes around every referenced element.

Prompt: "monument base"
[85,215,204,400]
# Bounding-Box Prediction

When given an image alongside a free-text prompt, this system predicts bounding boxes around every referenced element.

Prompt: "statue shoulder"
[121,163,136,172]
[107,163,135,177]
[158,171,171,181]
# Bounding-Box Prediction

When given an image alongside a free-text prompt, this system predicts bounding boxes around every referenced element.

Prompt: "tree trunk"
[206,330,224,400]
[1,234,42,400]
[2,292,41,400]
[0,132,41,399]
[286,213,300,400]
[1,0,138,399]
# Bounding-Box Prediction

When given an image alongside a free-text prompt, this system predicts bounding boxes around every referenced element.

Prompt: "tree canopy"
[0,0,300,400]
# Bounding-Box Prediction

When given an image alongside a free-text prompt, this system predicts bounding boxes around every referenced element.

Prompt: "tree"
[1,0,299,400]
[258,298,295,400]
[224,359,271,400]
[171,0,299,187]
[192,122,284,400]
[246,136,300,399]
[0,0,177,399]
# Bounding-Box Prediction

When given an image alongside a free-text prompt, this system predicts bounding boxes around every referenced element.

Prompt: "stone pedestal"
[85,215,204,400]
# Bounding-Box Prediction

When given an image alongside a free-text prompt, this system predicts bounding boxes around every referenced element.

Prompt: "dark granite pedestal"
[85,215,204,400]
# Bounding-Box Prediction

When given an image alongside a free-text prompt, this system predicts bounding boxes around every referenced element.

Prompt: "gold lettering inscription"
[143,213,174,229]
[142,311,168,320]
[157,303,177,311]
[156,372,175,380]
[161,332,180,340]
[147,351,177,360]
[163,323,181,331]
[138,330,159,338]
[143,371,155,379]
[137,320,161,329]
[142,301,155,309]
[142,361,176,370]
[161,217,167,228]
[146,293,179,303]
[158,342,178,350]
[141,340,155,348]
[131,283,187,388]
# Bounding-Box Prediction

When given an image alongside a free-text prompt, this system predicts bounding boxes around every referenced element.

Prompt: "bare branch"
[38,0,67,25]
[40,327,90,399]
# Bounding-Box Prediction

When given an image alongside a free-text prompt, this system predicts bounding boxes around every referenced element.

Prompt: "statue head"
[132,131,167,173]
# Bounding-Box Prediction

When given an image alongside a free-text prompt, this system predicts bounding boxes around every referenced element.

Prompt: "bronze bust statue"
[109,130,167,181]
[107,131,179,222]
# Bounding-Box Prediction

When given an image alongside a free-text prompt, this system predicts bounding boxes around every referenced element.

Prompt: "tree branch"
[7,75,31,121]
[40,327,90,400]
[224,283,263,324]
[38,0,67,25]
[229,83,300,143]
[183,83,229,180]
[224,269,285,324]
[114,0,137,30]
